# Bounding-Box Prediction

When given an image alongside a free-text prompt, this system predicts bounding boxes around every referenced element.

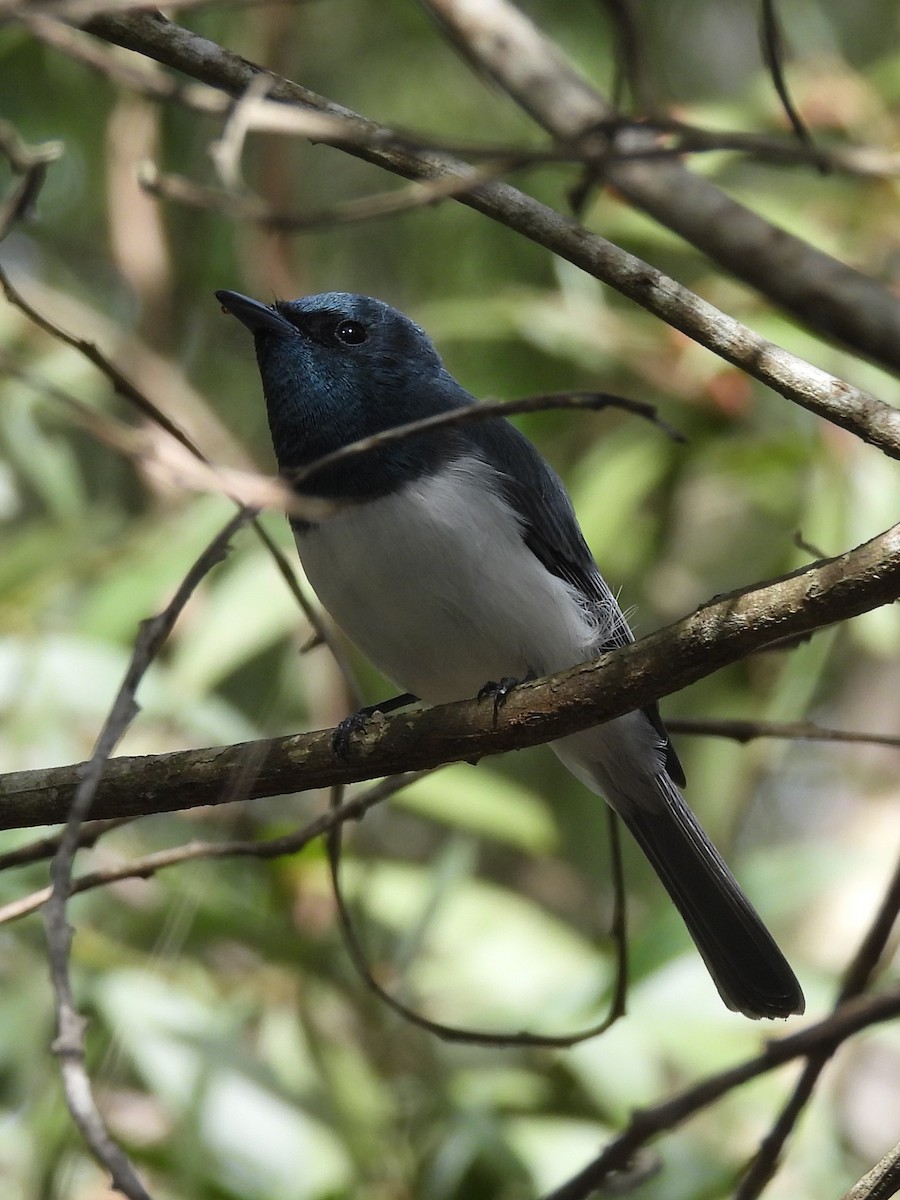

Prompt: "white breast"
[295,455,600,705]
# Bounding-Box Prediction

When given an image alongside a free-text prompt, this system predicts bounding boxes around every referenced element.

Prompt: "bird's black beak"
[216,290,294,337]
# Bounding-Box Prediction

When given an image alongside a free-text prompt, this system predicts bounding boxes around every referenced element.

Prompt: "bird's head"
[217,290,467,498]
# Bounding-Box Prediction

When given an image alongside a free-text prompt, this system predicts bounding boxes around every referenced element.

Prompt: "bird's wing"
[470,416,686,788]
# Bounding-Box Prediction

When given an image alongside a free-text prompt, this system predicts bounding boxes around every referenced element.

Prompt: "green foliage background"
[1,2,899,1197]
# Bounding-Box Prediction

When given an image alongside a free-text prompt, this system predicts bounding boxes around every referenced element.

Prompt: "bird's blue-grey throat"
[216,287,804,1021]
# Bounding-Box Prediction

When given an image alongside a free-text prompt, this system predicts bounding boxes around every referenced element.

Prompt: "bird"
[216,287,805,1020]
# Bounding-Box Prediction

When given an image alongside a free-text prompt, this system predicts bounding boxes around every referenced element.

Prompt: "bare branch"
[281,390,684,490]
[0,120,63,240]
[42,508,249,1200]
[541,986,900,1200]
[77,11,900,456]
[841,1142,900,1200]
[420,0,900,372]
[325,782,626,1047]
[140,156,534,231]
[734,850,900,1198]
[665,716,900,750]
[1,521,897,832]
[0,263,358,698]
[0,817,133,874]
[0,772,426,927]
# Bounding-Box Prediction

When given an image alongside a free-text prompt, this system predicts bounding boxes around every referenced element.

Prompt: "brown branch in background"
[0,120,64,240]
[2,717,893,880]
[419,0,899,370]
[841,1141,900,1200]
[325,782,627,1047]
[540,987,900,1200]
[43,507,250,1200]
[0,262,359,701]
[0,261,205,456]
[20,13,242,116]
[76,13,900,457]
[0,0,314,18]
[665,717,900,750]
[0,354,319,517]
[0,772,428,927]
[608,118,900,177]
[0,817,133,874]
[758,0,824,168]
[140,156,538,232]
[22,17,900,182]
[21,17,900,182]
[0,520,897,832]
[734,850,900,1199]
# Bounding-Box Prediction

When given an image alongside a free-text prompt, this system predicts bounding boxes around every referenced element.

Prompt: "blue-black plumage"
[217,287,804,1020]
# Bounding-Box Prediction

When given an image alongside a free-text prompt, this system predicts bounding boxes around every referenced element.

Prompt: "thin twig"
[43,507,250,1200]
[541,987,900,1200]
[0,120,64,240]
[0,355,319,517]
[283,391,684,490]
[78,10,900,453]
[665,717,900,750]
[141,155,540,231]
[758,0,825,169]
[0,264,356,694]
[0,773,427,927]
[734,849,900,1198]
[0,817,134,874]
[325,782,626,1047]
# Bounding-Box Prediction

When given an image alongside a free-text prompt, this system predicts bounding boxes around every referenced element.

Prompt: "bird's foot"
[331,692,418,759]
[477,672,535,728]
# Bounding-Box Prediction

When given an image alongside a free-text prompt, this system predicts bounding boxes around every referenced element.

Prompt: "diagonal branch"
[734,849,900,1198]
[1,520,897,831]
[77,11,900,457]
[420,0,900,372]
[841,1141,900,1200]
[42,507,252,1200]
[541,985,900,1200]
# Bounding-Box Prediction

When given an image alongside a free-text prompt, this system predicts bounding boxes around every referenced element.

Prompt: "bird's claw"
[332,711,370,759]
[478,675,523,728]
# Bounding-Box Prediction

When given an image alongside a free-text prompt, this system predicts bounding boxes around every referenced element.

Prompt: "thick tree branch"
[1,521,897,831]
[77,12,900,457]
[421,0,900,374]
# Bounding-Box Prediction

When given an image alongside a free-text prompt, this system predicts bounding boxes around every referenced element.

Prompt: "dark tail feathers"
[618,785,804,1019]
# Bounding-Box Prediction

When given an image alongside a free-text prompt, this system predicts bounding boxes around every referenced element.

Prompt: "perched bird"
[216,288,804,1020]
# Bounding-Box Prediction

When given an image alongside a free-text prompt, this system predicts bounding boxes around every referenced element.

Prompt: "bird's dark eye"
[334,319,367,345]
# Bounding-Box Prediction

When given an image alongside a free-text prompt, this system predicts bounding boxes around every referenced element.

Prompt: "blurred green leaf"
[394,764,558,853]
